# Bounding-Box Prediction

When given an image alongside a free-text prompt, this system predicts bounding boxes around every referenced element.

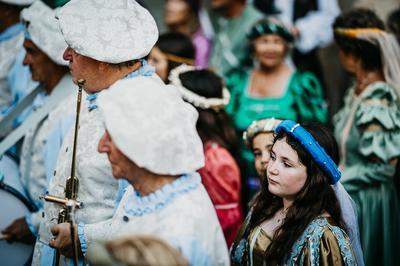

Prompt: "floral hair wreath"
[168,64,231,111]
[243,118,282,147]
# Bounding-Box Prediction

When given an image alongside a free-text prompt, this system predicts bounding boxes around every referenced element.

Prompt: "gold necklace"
[276,208,289,223]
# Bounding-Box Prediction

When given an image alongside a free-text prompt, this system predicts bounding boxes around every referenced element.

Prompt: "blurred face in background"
[23,39,55,83]
[338,49,358,74]
[164,0,191,28]
[253,34,287,69]
[252,132,275,177]
[148,47,169,82]
[211,0,231,10]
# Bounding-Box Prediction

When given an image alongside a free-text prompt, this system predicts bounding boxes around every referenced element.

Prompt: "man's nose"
[98,133,109,153]
[22,54,30,66]
[63,47,73,61]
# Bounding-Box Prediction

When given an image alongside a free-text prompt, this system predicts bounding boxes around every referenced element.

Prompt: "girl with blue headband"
[231,120,357,266]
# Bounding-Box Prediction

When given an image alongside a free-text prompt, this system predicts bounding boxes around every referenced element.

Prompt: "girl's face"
[266,137,307,201]
[253,34,287,69]
[164,0,191,27]
[148,47,169,82]
[252,132,275,177]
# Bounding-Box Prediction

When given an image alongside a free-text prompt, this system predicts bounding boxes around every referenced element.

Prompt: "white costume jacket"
[82,173,230,266]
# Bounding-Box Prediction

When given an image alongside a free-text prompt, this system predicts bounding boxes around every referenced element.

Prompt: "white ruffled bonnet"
[56,0,159,63]
[98,76,205,175]
[21,1,68,66]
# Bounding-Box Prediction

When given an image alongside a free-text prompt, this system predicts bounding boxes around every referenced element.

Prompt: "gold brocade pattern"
[233,218,352,266]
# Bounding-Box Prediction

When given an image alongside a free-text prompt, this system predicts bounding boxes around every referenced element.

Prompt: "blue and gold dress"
[231,216,356,266]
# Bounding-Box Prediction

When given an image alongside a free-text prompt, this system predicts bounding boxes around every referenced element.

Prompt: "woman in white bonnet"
[51,76,230,266]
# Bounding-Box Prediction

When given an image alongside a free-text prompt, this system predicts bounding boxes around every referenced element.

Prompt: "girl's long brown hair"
[248,123,347,264]
[179,70,240,161]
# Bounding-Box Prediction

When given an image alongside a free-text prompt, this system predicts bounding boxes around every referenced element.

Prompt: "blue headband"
[247,20,294,43]
[274,120,341,184]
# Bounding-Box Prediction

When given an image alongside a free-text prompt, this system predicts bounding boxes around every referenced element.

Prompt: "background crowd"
[0,0,399,265]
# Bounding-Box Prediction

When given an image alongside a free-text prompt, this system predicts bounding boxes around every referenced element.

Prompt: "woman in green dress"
[226,18,328,203]
[230,120,356,265]
[332,9,400,266]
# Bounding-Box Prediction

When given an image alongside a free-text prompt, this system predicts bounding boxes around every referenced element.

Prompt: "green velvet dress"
[333,81,400,266]
[226,69,327,180]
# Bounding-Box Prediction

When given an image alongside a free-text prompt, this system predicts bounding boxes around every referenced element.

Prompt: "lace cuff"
[25,213,38,236]
[78,223,88,256]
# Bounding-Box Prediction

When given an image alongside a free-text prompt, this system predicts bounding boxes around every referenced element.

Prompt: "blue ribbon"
[86,92,99,112]
[274,120,341,184]
[124,59,155,79]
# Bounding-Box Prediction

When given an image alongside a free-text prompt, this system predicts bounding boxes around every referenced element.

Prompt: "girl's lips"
[268,177,278,185]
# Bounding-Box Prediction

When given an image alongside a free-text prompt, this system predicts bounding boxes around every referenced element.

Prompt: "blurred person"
[387,7,400,194]
[231,120,357,265]
[164,0,211,68]
[352,0,399,21]
[87,235,188,266]
[169,65,242,247]
[333,8,400,266]
[148,32,195,83]
[242,118,282,178]
[1,0,75,244]
[226,18,327,204]
[208,0,263,77]
[31,0,160,265]
[387,7,400,44]
[252,0,340,90]
[0,0,37,128]
[1,0,69,127]
[1,0,69,140]
[50,77,230,266]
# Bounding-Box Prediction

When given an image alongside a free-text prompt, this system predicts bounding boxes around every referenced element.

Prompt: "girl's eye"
[270,153,276,161]
[253,151,261,157]
[283,161,291,168]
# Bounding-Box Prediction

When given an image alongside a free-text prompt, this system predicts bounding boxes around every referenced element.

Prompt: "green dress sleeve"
[342,83,400,189]
[355,84,400,162]
[290,71,328,124]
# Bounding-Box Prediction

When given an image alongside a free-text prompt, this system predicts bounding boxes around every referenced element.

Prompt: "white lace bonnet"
[98,76,205,175]
[56,0,159,63]
[21,1,68,66]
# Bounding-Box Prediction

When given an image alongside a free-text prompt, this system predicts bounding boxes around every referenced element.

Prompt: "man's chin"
[30,73,39,82]
[111,170,123,180]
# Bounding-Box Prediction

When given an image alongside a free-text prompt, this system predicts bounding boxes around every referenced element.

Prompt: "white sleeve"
[80,219,113,256]
[294,0,341,53]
